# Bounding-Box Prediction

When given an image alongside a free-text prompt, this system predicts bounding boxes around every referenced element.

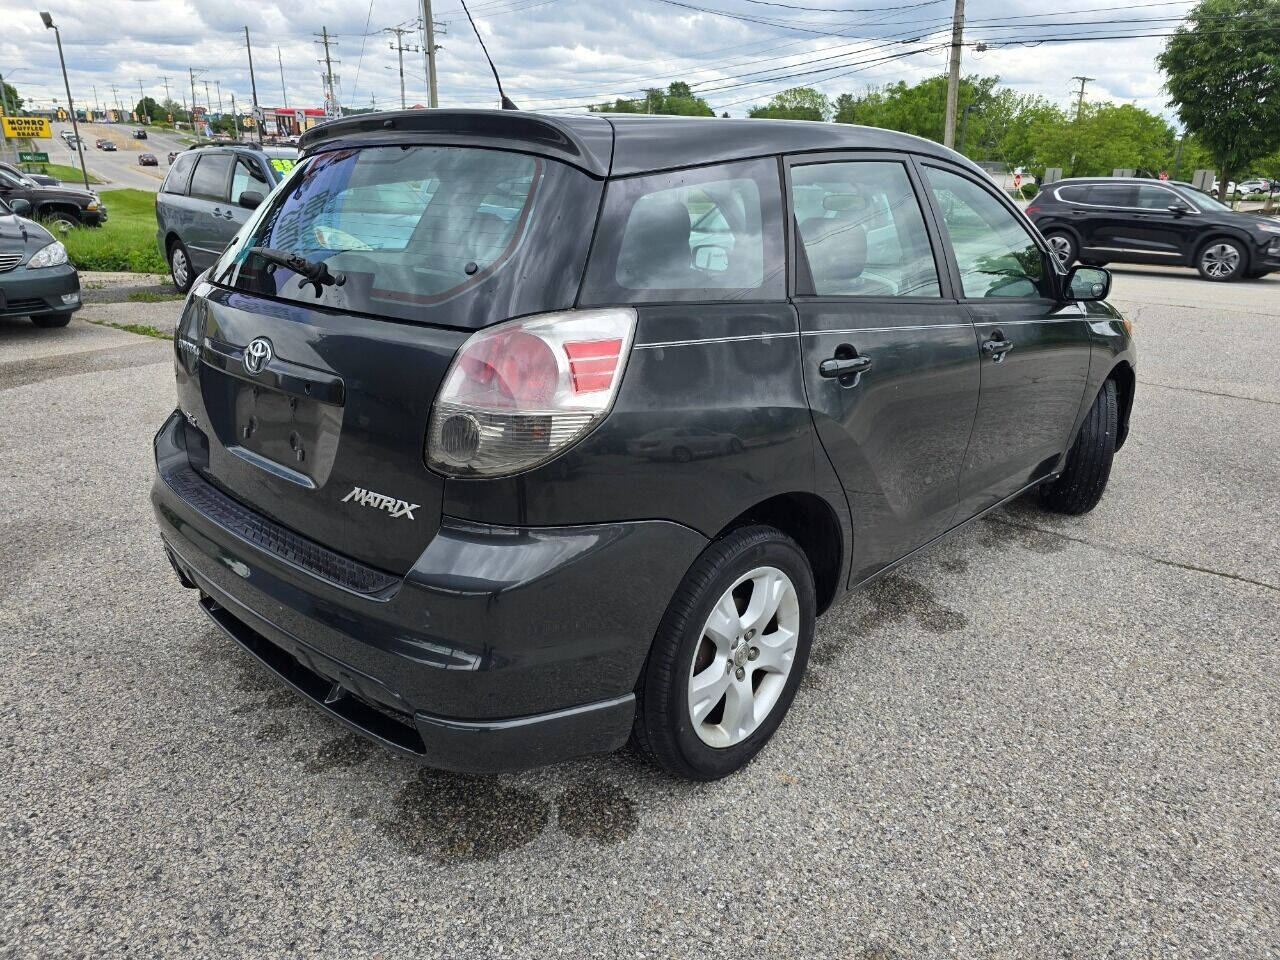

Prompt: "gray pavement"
[1,267,1277,958]
[31,124,190,192]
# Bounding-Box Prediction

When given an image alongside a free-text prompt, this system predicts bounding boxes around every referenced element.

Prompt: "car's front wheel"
[42,210,81,231]
[168,238,195,293]
[1197,238,1246,281]
[31,312,73,328]
[1044,231,1077,267]
[632,525,815,780]
[1038,378,1118,515]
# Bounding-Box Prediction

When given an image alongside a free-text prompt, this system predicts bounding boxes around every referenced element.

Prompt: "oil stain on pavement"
[812,573,968,665]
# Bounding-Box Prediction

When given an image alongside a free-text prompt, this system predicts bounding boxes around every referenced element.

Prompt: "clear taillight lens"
[426,308,637,477]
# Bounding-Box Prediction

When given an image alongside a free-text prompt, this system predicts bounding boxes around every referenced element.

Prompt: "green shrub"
[1021,182,1039,199]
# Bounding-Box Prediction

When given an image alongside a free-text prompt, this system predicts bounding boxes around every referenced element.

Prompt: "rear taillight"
[426,308,637,477]
[1025,205,1041,215]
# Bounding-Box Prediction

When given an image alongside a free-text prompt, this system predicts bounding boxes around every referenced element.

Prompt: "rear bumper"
[0,263,81,317]
[151,411,706,772]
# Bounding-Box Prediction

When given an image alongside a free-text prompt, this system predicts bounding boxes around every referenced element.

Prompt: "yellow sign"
[1,116,53,139]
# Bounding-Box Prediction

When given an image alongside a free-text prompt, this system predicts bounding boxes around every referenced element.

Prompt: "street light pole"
[39,11,91,191]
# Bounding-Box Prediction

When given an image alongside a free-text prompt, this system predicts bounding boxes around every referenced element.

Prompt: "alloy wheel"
[1048,234,1073,264]
[1200,243,1240,279]
[171,247,189,289]
[687,565,800,748]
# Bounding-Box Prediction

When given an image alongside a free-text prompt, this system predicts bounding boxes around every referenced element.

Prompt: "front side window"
[925,166,1051,299]
[1136,185,1179,210]
[1086,184,1136,208]
[791,160,940,297]
[580,158,784,304]
[215,145,602,326]
[189,154,232,201]
[230,157,270,205]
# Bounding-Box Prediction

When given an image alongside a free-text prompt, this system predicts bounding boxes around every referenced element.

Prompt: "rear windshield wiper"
[249,246,346,297]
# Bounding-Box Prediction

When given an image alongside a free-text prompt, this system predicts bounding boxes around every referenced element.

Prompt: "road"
[1,267,1277,957]
[30,123,190,191]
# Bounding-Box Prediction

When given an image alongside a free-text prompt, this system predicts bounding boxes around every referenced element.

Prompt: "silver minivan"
[155,144,297,291]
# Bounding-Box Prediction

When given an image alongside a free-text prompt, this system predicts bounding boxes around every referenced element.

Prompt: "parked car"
[151,111,1135,780]
[1028,177,1280,281]
[1236,178,1272,196]
[155,143,298,291]
[133,129,148,140]
[0,195,81,327]
[0,162,58,187]
[138,153,158,166]
[0,164,106,228]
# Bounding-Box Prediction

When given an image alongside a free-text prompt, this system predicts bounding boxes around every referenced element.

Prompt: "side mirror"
[1167,204,1192,216]
[9,198,32,217]
[1064,264,1111,302]
[238,190,264,210]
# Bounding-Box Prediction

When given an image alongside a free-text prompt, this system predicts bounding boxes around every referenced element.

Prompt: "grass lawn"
[53,189,167,274]
[21,163,106,185]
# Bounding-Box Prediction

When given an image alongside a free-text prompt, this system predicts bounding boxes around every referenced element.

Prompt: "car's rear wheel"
[1045,231,1077,267]
[31,312,73,328]
[1038,378,1118,515]
[168,238,195,293]
[632,525,815,780]
[1197,238,1246,281]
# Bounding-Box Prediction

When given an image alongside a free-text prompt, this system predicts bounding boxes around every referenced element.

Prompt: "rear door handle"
[819,355,872,378]
[981,332,1014,361]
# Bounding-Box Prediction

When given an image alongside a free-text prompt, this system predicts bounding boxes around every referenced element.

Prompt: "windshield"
[1186,187,1232,212]
[214,144,602,327]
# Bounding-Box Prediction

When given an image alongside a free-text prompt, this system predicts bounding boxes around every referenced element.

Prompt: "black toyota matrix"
[1027,176,1280,281]
[152,110,1136,780]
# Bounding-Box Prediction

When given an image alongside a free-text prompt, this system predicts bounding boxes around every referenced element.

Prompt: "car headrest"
[619,198,692,286]
[799,216,866,281]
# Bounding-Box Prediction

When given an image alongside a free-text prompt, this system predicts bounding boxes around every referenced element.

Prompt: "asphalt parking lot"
[2,267,1277,957]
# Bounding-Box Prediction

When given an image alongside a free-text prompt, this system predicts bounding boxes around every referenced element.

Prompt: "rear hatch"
[180,137,605,574]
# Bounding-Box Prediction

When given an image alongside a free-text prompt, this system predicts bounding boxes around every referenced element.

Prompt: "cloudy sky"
[1,0,1190,121]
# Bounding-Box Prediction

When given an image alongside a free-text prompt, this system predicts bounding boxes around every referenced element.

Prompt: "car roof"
[1050,177,1198,188]
[299,108,972,178]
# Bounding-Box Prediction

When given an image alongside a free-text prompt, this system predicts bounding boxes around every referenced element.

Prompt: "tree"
[829,75,999,154]
[747,87,831,122]
[1033,102,1177,177]
[1158,0,1280,197]
[1,80,22,114]
[133,96,164,123]
[589,81,713,117]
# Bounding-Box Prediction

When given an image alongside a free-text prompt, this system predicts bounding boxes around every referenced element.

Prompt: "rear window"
[162,153,196,195]
[214,145,601,327]
[580,158,785,305]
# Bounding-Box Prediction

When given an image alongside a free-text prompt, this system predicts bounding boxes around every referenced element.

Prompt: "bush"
[1021,182,1039,199]
[52,189,167,274]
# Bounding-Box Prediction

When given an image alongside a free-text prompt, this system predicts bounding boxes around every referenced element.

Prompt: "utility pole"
[314,27,340,116]
[92,84,99,117]
[421,0,439,107]
[1071,76,1094,122]
[39,12,91,190]
[110,83,122,122]
[216,80,224,117]
[161,76,170,104]
[385,26,420,110]
[277,45,288,108]
[245,27,263,143]
[188,68,202,134]
[137,79,145,121]
[230,92,238,140]
[942,0,965,148]
[203,81,212,118]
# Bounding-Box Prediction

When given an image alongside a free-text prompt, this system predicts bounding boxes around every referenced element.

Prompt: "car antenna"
[459,0,518,110]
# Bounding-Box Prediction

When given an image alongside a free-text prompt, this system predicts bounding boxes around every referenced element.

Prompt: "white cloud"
[1,0,1185,122]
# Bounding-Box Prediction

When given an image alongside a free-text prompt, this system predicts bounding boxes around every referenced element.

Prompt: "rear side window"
[189,154,232,201]
[215,145,602,327]
[791,160,940,298]
[1085,184,1136,207]
[1054,184,1089,204]
[160,154,194,194]
[580,158,784,305]
[231,156,270,205]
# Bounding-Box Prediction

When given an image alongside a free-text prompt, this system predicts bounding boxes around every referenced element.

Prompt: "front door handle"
[981,331,1014,361]
[819,355,872,378]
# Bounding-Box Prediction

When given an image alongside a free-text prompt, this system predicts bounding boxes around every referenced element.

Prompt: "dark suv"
[0,163,106,229]
[155,143,298,292]
[1027,177,1280,281]
[151,111,1135,780]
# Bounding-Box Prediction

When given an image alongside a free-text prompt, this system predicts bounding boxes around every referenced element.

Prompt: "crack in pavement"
[0,340,171,391]
[989,517,1279,593]
[1137,379,1280,406]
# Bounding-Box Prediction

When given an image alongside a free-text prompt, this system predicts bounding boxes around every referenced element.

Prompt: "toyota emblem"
[243,337,273,375]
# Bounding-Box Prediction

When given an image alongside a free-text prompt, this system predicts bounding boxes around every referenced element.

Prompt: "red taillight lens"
[1025,205,1040,215]
[427,308,637,477]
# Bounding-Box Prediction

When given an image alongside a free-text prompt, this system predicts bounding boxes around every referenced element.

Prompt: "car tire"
[1244,268,1271,280]
[1038,378,1118,516]
[1045,231,1077,267]
[672,446,692,463]
[31,312,73,328]
[168,238,195,293]
[43,210,81,230]
[1196,238,1247,282]
[631,524,816,781]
